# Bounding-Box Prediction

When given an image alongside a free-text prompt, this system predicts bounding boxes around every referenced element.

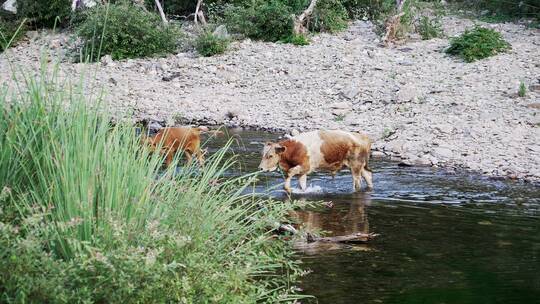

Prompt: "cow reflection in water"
[291,194,372,254]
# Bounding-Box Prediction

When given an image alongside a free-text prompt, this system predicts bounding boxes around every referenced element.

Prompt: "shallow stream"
[207,130,540,304]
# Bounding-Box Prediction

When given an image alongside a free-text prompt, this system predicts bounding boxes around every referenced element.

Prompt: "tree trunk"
[383,0,407,45]
[154,0,168,24]
[194,0,207,25]
[293,0,318,35]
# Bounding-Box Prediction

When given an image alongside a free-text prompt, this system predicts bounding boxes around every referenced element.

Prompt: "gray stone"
[396,84,418,103]
[434,124,454,134]
[432,147,454,159]
[1,0,16,13]
[100,55,114,66]
[341,86,360,100]
[25,31,39,41]
[529,84,540,92]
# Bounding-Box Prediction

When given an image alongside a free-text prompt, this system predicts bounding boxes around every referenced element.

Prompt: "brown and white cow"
[258,130,373,193]
[143,127,209,167]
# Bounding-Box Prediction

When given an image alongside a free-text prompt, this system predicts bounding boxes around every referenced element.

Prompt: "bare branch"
[293,0,318,35]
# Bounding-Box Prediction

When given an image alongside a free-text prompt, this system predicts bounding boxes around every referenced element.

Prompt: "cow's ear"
[275,145,286,154]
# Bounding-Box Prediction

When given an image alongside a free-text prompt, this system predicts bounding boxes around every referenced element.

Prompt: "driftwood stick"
[308,232,379,243]
[154,0,168,24]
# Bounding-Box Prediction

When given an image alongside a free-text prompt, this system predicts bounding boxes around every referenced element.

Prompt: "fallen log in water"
[274,221,378,244]
[306,232,379,243]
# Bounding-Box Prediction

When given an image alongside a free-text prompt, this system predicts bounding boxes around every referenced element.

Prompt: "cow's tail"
[360,148,372,172]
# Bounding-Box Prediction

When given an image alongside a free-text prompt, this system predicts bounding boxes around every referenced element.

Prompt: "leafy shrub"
[76,3,180,61]
[195,30,230,56]
[310,0,349,33]
[0,14,27,52]
[341,0,395,20]
[16,0,71,27]
[446,27,511,62]
[0,66,306,302]
[518,82,527,97]
[282,33,310,45]
[224,0,294,42]
[450,0,540,21]
[417,16,443,40]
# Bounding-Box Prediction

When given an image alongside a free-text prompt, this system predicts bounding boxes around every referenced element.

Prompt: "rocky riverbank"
[1,16,539,182]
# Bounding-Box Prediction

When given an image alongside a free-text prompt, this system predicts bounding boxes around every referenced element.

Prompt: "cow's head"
[258,142,286,172]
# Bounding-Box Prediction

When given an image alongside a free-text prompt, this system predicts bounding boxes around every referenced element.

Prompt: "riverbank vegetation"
[0,66,306,302]
[0,0,537,57]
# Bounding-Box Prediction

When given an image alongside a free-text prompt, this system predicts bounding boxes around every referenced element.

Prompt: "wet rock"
[525,103,540,109]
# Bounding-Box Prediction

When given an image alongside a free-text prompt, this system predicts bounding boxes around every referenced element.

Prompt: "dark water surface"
[206,130,540,304]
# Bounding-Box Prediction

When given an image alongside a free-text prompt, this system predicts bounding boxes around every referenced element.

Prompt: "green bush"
[446,26,511,62]
[341,0,395,20]
[0,15,27,52]
[310,0,349,33]
[224,0,295,42]
[417,16,443,40]
[76,3,180,61]
[282,33,310,45]
[16,0,71,27]
[518,81,527,97]
[195,30,230,56]
[0,66,306,302]
[449,0,540,21]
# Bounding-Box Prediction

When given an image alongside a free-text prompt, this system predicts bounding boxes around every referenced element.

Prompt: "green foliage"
[310,0,349,33]
[341,0,395,20]
[76,3,180,61]
[518,82,527,97]
[417,16,443,40]
[446,27,511,62]
[195,30,230,56]
[282,33,310,45]
[224,0,295,42]
[0,65,306,302]
[16,0,71,27]
[0,15,27,52]
[451,0,540,21]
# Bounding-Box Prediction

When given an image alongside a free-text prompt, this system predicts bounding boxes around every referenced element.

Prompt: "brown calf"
[143,127,207,167]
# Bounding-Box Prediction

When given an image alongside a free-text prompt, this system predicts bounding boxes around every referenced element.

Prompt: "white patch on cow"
[291,131,323,174]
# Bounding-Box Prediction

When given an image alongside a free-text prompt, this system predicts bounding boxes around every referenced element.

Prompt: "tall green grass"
[0,64,306,302]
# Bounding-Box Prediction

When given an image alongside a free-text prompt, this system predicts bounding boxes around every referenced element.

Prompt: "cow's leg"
[351,167,362,192]
[298,174,308,191]
[165,150,174,167]
[185,150,194,166]
[361,167,373,190]
[284,165,303,194]
[195,149,205,167]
